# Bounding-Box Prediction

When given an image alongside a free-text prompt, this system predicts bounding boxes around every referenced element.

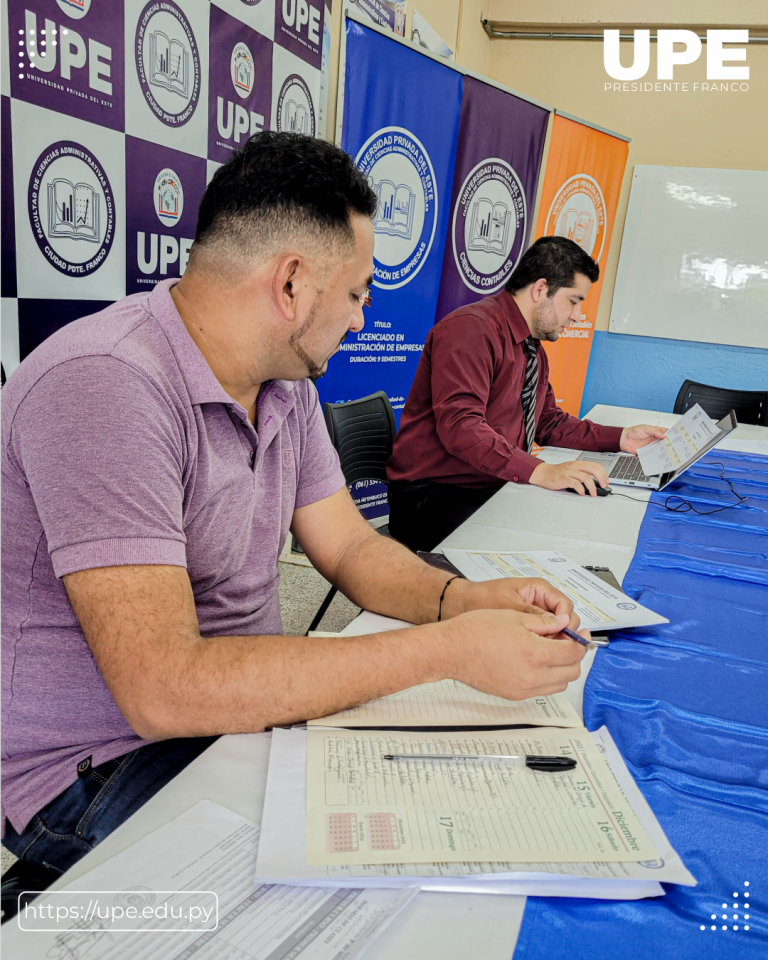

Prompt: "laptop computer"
[576,410,738,491]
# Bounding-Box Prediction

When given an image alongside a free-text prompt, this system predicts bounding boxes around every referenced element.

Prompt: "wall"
[581,333,767,415]
[485,1,768,413]
[486,0,768,30]
[325,0,490,140]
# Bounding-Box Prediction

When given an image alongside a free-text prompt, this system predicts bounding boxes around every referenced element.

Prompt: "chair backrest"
[673,379,768,426]
[322,391,397,486]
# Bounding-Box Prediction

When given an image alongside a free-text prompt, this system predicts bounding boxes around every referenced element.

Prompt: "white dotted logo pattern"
[699,881,751,933]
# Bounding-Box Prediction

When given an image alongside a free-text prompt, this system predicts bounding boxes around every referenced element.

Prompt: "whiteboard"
[609,165,768,349]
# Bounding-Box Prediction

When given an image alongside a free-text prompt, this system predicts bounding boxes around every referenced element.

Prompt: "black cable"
[609,462,749,516]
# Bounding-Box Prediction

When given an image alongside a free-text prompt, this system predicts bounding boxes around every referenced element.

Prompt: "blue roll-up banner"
[316,20,462,518]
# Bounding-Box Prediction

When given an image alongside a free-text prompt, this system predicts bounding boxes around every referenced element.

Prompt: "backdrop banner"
[1,0,323,376]
[534,114,629,416]
[319,19,462,517]
[434,78,548,321]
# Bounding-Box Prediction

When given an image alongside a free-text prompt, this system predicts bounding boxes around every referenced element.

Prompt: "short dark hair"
[505,236,599,295]
[192,132,377,262]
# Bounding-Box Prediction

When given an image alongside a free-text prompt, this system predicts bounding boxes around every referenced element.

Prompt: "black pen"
[382,753,577,772]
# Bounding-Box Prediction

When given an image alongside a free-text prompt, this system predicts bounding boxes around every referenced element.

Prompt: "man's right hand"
[529,459,610,496]
[442,608,588,700]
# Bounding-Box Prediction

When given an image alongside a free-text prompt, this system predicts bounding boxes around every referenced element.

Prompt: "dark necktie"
[521,336,540,454]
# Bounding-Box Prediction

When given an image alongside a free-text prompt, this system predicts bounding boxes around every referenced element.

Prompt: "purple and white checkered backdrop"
[1,0,330,374]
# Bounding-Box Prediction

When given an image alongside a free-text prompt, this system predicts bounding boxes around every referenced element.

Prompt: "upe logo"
[56,0,91,18]
[136,0,201,127]
[28,141,114,277]
[154,169,183,226]
[452,159,526,294]
[231,42,254,98]
[356,127,437,291]
[20,0,117,109]
[280,0,321,46]
[276,75,315,136]
[545,175,606,262]
[604,30,749,81]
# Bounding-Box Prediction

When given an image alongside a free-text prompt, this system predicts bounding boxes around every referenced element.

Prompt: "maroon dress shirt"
[387,290,623,489]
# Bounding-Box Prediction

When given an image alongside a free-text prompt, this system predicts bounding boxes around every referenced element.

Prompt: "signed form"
[306,729,657,867]
[309,681,581,728]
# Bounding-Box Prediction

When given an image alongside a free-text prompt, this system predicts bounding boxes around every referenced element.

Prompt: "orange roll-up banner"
[535,114,629,416]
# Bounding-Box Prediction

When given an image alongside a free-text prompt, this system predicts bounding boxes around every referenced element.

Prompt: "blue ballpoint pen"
[561,626,591,647]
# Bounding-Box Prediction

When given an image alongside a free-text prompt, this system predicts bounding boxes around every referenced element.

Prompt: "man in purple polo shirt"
[2,133,587,891]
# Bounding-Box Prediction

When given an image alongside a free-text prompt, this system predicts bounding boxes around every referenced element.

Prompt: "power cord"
[609,462,749,516]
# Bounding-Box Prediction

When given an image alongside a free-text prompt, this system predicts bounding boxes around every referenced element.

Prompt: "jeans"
[388,479,499,552]
[3,737,218,880]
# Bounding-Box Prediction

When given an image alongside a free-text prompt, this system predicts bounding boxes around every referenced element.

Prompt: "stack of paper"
[2,800,416,960]
[309,681,582,728]
[254,726,696,900]
[288,582,690,900]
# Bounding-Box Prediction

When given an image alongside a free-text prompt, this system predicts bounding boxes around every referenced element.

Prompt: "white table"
[445,405,767,584]
[33,405,767,960]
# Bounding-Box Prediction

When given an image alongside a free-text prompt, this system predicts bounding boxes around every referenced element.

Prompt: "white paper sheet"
[636,403,720,475]
[2,801,416,960]
[254,727,695,898]
[443,549,668,632]
[308,681,581,728]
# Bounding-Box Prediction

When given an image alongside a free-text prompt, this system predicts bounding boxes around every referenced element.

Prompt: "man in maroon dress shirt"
[387,237,665,551]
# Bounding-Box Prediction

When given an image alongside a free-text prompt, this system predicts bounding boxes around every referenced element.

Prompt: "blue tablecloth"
[514,449,768,959]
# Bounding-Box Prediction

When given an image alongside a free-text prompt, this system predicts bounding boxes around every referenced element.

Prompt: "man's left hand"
[448,577,583,638]
[620,424,667,454]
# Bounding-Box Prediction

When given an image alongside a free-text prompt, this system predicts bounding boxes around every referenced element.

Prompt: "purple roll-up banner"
[434,76,549,321]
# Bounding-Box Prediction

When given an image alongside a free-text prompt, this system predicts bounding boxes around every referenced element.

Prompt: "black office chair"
[673,379,768,426]
[305,391,397,634]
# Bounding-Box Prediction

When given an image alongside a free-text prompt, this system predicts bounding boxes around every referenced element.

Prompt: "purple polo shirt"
[1,279,345,834]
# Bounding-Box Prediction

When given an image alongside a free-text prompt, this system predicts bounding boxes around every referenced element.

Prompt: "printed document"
[255,728,695,898]
[443,550,668,632]
[305,728,658,866]
[3,800,416,960]
[636,403,720,475]
[309,681,581,728]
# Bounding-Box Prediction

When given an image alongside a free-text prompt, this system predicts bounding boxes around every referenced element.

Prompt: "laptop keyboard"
[610,456,653,482]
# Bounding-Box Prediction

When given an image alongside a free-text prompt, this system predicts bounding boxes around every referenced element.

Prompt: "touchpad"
[577,452,618,470]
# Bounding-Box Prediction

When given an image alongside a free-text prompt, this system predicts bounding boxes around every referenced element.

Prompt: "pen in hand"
[561,625,592,648]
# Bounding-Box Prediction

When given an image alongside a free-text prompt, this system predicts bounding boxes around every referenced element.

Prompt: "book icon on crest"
[149,31,189,98]
[561,208,594,251]
[234,60,252,94]
[285,100,309,134]
[158,187,179,220]
[47,178,100,243]
[468,198,510,255]
[373,180,415,239]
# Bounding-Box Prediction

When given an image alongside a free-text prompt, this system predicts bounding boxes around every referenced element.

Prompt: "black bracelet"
[438,575,463,622]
